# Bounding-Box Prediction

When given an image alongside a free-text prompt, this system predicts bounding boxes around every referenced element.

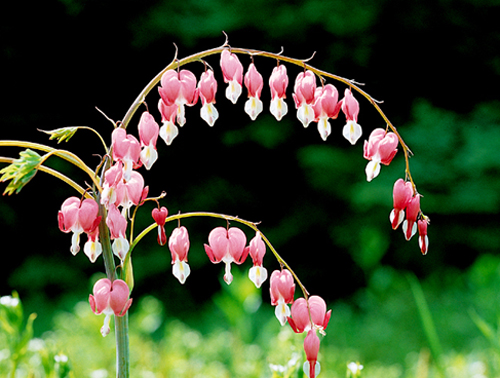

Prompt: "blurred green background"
[1,0,500,376]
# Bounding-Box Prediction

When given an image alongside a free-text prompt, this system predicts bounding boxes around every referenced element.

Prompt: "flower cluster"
[154,48,365,146]
[391,178,430,255]
[2,42,431,377]
[269,269,331,378]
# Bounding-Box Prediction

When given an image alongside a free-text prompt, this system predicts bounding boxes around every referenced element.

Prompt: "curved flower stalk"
[0,38,430,378]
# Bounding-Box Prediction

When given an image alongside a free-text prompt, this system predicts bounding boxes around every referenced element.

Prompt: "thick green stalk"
[115,313,130,378]
[97,201,129,377]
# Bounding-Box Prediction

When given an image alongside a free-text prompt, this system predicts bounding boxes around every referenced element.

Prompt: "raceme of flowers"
[49,47,430,378]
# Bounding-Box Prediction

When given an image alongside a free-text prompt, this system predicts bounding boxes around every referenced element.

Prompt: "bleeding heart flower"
[247,232,268,288]
[363,128,398,181]
[293,70,317,128]
[198,69,219,126]
[204,226,249,285]
[220,49,243,104]
[390,179,413,230]
[340,89,362,145]
[168,226,191,284]
[244,63,264,120]
[89,278,132,337]
[270,269,295,326]
[58,197,101,258]
[269,64,289,121]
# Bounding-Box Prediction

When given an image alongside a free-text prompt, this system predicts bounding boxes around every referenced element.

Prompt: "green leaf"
[0,149,42,195]
[40,127,78,143]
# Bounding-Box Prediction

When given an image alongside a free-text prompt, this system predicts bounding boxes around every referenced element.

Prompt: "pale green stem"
[96,195,129,378]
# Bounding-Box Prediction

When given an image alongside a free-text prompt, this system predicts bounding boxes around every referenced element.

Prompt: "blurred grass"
[3,256,500,377]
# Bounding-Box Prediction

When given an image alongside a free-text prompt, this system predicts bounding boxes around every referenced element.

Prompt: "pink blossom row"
[153,49,365,145]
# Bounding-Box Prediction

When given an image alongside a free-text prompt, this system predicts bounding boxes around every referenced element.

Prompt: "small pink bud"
[402,195,421,241]
[303,330,321,378]
[152,207,168,246]
[418,218,429,255]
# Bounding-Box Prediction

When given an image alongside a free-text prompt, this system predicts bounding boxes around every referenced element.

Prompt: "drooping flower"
[89,278,132,337]
[312,84,342,141]
[244,63,264,120]
[198,69,219,126]
[106,204,129,261]
[152,206,168,246]
[303,329,321,378]
[418,218,429,255]
[287,296,331,334]
[402,194,421,241]
[83,225,102,263]
[363,128,399,181]
[269,64,289,121]
[137,111,159,170]
[58,197,101,257]
[158,69,199,126]
[158,98,179,145]
[111,128,141,182]
[204,226,249,285]
[270,269,295,326]
[168,226,191,284]
[247,232,268,288]
[100,161,123,209]
[340,89,362,145]
[115,170,148,217]
[390,179,413,230]
[293,70,317,128]
[220,49,243,104]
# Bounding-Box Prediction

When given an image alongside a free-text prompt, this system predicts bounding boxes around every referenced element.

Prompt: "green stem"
[96,199,129,377]
[115,313,130,378]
